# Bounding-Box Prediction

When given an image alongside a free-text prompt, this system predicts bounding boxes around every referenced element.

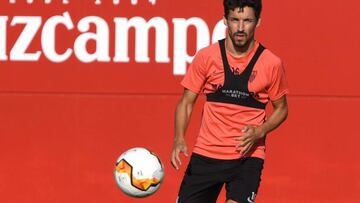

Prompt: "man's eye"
[244,19,254,23]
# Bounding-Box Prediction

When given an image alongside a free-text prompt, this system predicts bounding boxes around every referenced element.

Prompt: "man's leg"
[177,153,224,203]
[225,157,264,203]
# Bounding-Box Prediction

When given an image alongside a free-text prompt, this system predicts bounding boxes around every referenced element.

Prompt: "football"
[114,147,164,197]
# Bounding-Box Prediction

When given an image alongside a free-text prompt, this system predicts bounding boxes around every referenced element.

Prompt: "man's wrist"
[256,125,268,138]
[174,135,185,142]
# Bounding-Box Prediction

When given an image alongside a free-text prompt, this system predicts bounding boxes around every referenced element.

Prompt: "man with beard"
[171,0,289,202]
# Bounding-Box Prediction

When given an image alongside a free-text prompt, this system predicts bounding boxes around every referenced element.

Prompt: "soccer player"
[170,0,289,202]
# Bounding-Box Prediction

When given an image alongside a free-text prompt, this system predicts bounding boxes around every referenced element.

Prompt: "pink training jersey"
[181,41,289,160]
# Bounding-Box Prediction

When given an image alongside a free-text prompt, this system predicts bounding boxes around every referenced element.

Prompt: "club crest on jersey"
[249,70,257,82]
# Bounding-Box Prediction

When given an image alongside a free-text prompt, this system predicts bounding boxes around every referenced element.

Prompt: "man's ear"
[256,18,261,27]
[223,16,228,27]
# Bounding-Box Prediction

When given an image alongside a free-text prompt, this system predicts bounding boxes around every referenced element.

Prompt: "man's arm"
[170,89,198,170]
[236,95,289,156]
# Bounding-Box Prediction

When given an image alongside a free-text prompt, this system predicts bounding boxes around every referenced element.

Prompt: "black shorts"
[177,153,264,203]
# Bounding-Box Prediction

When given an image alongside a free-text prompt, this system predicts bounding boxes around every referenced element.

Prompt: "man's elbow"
[282,104,289,121]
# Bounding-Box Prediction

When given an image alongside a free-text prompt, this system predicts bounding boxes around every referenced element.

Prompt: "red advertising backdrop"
[1,0,360,202]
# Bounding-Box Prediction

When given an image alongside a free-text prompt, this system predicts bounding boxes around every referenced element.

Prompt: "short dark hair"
[223,0,262,20]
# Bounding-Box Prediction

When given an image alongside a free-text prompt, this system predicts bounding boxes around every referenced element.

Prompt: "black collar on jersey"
[206,39,267,110]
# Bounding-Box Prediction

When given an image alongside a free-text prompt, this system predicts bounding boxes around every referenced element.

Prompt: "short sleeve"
[180,50,207,94]
[267,60,289,101]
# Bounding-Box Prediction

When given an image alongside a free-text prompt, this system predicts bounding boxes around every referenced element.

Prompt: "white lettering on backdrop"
[0,11,226,75]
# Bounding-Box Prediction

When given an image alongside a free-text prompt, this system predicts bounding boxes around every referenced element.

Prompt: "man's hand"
[235,96,288,157]
[170,137,188,170]
[235,125,266,156]
[171,89,197,170]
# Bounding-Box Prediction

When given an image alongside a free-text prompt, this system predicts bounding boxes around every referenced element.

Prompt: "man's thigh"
[225,157,264,203]
[177,153,225,203]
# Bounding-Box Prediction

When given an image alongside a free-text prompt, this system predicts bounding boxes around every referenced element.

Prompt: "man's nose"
[237,20,244,32]
[238,21,245,32]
